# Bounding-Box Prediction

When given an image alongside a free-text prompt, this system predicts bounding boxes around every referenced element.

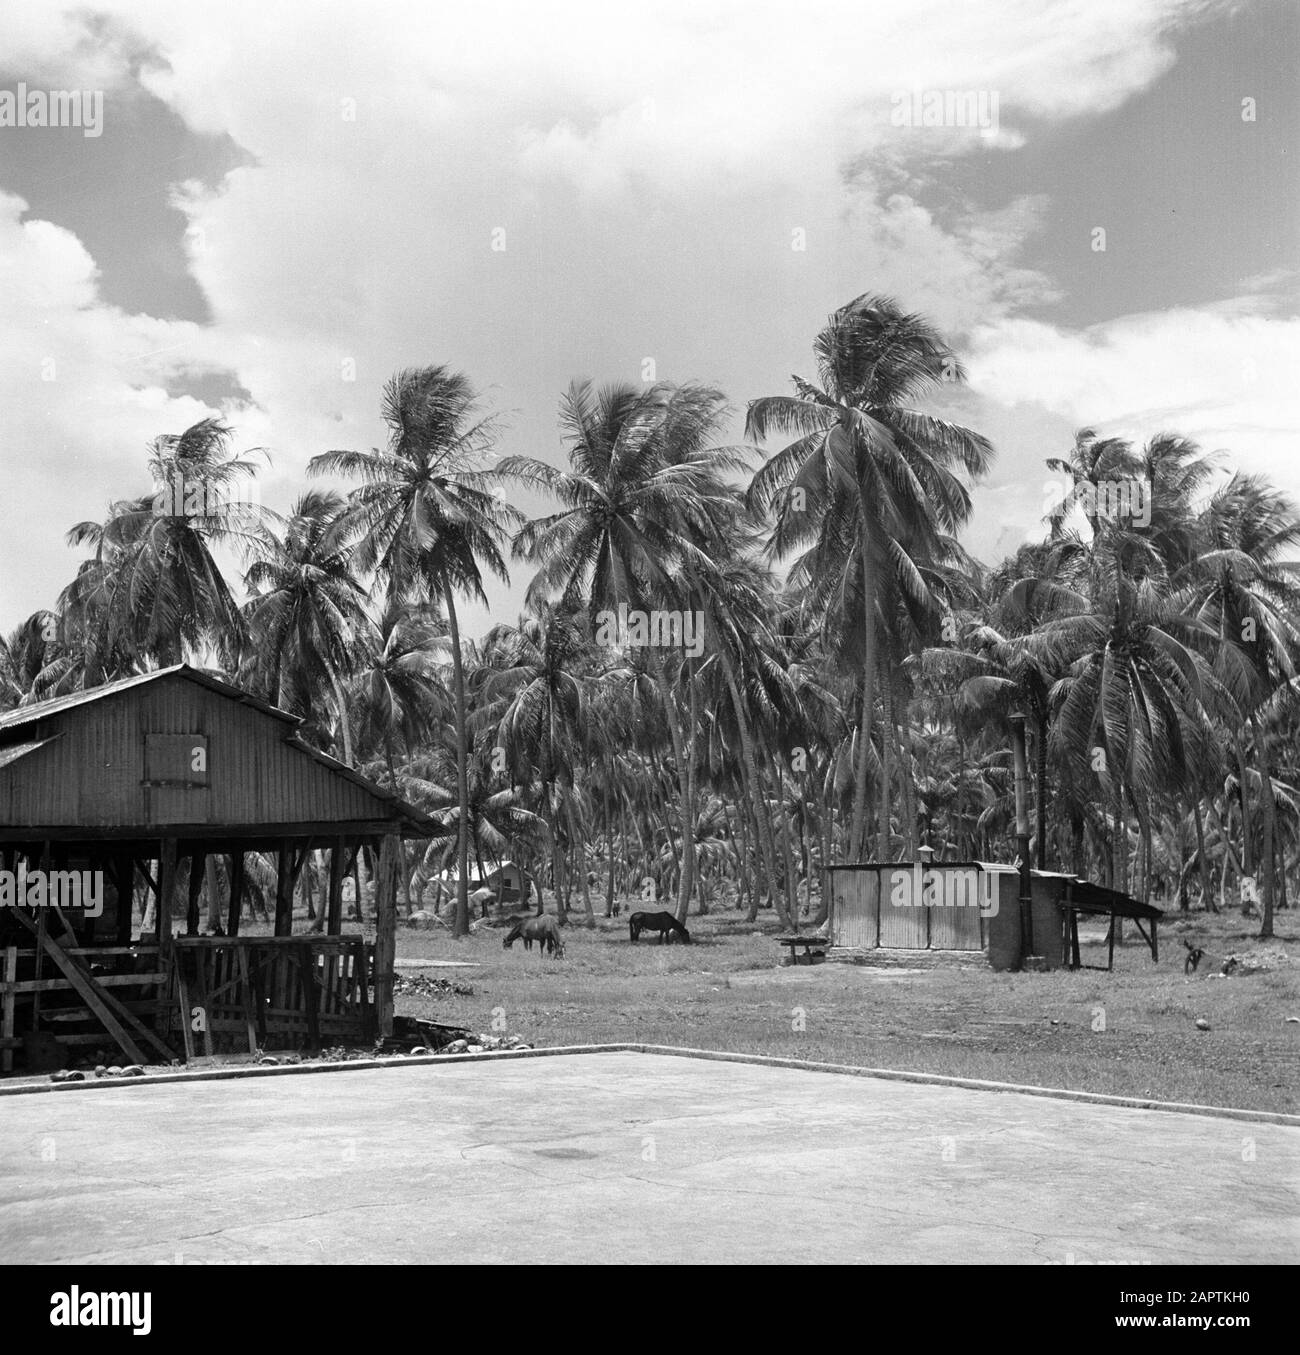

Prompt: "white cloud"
[969,305,1300,482]
[0,0,1264,626]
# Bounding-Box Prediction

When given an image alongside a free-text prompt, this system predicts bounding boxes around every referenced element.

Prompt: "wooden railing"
[171,936,376,1057]
[1,942,170,1073]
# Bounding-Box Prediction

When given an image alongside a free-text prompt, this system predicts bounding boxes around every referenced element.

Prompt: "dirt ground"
[387,904,1300,1114]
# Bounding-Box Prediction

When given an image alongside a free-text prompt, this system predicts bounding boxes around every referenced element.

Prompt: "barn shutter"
[143,733,211,823]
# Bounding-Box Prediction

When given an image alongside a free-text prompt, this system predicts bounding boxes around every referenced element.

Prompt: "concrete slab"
[0,1051,1294,1265]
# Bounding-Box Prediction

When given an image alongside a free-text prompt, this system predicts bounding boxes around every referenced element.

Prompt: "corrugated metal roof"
[0,664,292,734]
[0,737,58,770]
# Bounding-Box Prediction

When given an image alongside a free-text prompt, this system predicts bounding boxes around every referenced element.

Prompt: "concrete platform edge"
[0,1042,1295,1126]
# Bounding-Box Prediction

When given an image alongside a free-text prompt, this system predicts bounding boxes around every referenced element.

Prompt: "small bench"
[776,935,827,966]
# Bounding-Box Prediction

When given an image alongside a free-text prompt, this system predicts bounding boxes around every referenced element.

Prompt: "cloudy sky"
[0,0,1296,637]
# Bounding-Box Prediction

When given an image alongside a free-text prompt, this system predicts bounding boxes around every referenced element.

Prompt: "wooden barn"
[0,665,440,1073]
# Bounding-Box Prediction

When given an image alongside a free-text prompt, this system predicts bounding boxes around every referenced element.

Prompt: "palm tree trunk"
[1111,769,1125,894]
[648,654,694,919]
[442,577,472,939]
[1034,716,1049,870]
[1252,714,1277,938]
[849,520,878,857]
[677,670,701,921]
[848,676,869,859]
[797,801,812,917]
[1192,798,1213,912]
[720,649,784,924]
[566,789,597,929]
[1207,796,1246,883]
[328,669,354,766]
[876,666,892,861]
[895,685,917,856]
[604,784,618,918]
[771,753,799,926]
[1233,734,1254,879]
[956,721,969,857]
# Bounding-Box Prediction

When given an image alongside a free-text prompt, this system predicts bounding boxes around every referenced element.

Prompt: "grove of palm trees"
[5,294,1298,946]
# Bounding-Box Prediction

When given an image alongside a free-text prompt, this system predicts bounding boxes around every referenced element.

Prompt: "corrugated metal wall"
[929,898,983,950]
[878,876,931,948]
[829,869,877,949]
[0,676,387,829]
[830,864,987,952]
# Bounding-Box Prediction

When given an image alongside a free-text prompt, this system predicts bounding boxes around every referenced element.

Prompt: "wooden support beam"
[227,852,245,938]
[249,953,268,1048]
[174,952,197,1063]
[235,948,257,1054]
[327,838,346,935]
[274,840,293,937]
[297,943,320,1052]
[353,940,373,1043]
[373,833,400,1038]
[1,947,15,1074]
[157,838,177,957]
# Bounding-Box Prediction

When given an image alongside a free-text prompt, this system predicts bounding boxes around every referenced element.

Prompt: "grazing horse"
[629,910,691,944]
[503,914,565,958]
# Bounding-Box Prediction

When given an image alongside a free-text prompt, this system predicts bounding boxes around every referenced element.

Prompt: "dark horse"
[629,910,691,944]
[503,915,565,958]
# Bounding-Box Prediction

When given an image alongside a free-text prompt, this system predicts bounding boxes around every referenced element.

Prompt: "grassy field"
[386,903,1300,1114]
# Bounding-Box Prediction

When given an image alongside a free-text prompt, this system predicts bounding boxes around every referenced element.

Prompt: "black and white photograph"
[0,0,1295,1309]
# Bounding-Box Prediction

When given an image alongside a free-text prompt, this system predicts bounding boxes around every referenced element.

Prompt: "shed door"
[830,869,878,949]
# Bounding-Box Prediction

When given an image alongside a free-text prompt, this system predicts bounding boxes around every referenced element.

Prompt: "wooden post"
[373,833,400,1038]
[1,946,16,1074]
[186,852,205,936]
[298,944,321,1052]
[1010,713,1035,964]
[227,852,245,937]
[327,838,346,935]
[157,839,177,956]
[274,840,293,936]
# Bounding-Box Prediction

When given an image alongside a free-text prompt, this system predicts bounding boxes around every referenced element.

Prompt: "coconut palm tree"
[747,294,992,859]
[62,418,269,677]
[310,367,520,937]
[480,602,592,923]
[1035,545,1225,896]
[1177,473,1300,935]
[348,600,448,785]
[242,489,373,759]
[502,379,746,921]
